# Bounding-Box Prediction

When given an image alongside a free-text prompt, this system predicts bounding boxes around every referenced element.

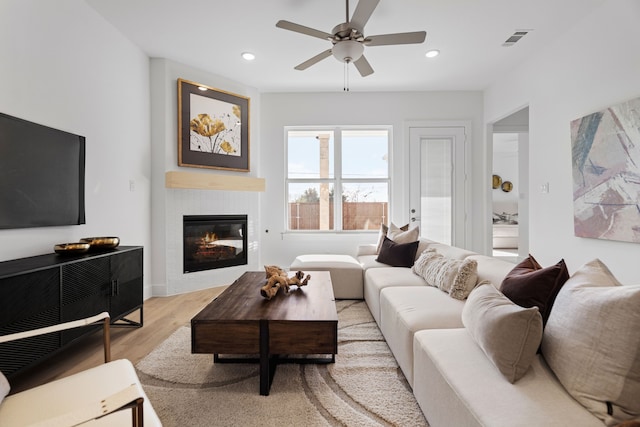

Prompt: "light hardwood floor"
[9,286,226,394]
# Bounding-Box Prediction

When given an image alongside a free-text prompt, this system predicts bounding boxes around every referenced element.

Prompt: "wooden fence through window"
[289,202,388,230]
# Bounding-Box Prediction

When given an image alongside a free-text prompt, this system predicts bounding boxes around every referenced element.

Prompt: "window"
[286,127,390,231]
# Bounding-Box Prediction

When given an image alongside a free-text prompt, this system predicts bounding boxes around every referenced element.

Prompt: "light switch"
[540,182,549,194]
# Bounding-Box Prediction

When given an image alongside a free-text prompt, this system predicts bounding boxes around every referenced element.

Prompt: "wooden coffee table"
[191,270,338,395]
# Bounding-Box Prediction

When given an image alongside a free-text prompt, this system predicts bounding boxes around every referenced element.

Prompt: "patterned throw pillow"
[412,249,478,300]
[541,259,640,426]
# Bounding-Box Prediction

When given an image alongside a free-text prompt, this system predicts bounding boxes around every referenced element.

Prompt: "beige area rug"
[136,300,429,427]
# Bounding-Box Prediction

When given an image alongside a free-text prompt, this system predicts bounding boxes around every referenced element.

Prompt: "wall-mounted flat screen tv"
[0,112,86,229]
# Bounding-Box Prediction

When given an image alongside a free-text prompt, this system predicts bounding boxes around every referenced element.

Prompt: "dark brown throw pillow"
[376,236,419,268]
[500,254,569,325]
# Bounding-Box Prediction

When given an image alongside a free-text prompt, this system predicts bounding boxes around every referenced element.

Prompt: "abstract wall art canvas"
[571,96,640,243]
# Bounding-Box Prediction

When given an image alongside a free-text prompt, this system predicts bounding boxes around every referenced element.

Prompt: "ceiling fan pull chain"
[344,61,350,91]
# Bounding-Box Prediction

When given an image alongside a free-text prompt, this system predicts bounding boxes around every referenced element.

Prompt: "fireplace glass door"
[183,215,247,273]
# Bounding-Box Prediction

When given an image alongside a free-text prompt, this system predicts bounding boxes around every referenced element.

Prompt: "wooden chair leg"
[131,397,144,427]
[103,316,111,363]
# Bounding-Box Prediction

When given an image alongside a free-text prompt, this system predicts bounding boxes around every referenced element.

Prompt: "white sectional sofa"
[356,237,640,427]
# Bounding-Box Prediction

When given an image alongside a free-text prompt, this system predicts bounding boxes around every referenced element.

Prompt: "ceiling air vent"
[502,30,532,47]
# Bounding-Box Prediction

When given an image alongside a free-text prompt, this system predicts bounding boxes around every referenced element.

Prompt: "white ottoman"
[290,254,364,299]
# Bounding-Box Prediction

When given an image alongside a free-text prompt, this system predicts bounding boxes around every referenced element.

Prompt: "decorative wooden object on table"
[191,270,337,395]
[260,265,311,300]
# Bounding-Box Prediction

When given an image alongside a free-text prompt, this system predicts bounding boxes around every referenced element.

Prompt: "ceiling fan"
[276,0,426,77]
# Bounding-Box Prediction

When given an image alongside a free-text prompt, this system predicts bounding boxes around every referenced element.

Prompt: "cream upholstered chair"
[0,312,162,426]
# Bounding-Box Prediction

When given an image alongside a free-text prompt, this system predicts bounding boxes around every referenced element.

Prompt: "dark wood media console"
[0,246,144,379]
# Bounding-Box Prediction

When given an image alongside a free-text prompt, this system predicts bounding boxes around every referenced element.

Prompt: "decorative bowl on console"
[80,236,120,250]
[54,242,91,255]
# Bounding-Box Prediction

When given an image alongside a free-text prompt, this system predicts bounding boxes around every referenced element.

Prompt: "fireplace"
[183,215,248,273]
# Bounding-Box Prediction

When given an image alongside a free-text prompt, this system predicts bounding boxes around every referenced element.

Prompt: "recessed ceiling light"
[425,49,440,58]
[241,52,256,61]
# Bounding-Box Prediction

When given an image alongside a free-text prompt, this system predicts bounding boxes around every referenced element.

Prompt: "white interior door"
[409,126,467,247]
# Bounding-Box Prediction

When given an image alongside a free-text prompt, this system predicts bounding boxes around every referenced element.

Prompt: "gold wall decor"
[492,174,502,189]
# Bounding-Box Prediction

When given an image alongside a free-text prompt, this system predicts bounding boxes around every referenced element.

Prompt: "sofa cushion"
[363,267,427,326]
[358,254,390,270]
[466,254,515,288]
[0,370,9,404]
[412,249,478,300]
[541,258,640,426]
[462,282,543,383]
[426,242,476,260]
[380,286,464,387]
[413,329,604,427]
[376,236,418,267]
[500,254,569,325]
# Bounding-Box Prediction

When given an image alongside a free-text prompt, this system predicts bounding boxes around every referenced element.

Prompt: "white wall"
[149,59,262,295]
[485,0,640,282]
[260,91,484,266]
[0,1,153,296]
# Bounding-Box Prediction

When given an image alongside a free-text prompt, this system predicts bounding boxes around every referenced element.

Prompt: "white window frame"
[285,125,392,232]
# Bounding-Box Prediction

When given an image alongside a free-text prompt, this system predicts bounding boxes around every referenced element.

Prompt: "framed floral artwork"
[178,78,250,171]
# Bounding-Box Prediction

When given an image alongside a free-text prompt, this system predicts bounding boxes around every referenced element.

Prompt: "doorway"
[490,108,529,262]
[409,125,468,247]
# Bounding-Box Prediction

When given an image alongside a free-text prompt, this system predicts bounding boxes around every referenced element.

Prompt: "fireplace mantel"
[165,171,265,192]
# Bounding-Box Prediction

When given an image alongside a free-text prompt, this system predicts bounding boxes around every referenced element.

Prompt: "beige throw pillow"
[541,259,640,426]
[376,223,419,254]
[375,223,390,253]
[462,281,543,383]
[388,223,419,244]
[412,249,478,299]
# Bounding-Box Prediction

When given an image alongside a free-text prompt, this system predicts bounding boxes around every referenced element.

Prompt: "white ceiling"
[86,0,605,93]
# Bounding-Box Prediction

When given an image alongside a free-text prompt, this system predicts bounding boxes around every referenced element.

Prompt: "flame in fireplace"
[203,232,218,244]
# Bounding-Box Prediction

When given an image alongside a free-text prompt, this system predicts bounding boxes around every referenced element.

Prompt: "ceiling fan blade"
[276,20,333,41]
[349,0,380,31]
[366,31,427,46]
[353,55,374,77]
[294,49,333,70]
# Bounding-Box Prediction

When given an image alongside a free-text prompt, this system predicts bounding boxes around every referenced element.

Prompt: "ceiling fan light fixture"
[332,40,364,63]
